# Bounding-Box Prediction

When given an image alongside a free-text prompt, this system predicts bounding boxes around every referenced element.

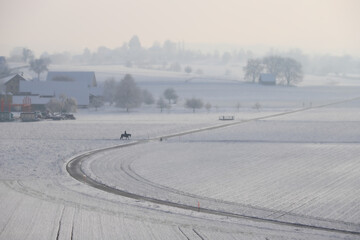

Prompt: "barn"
[259,73,276,85]
[2,71,101,111]
[46,71,97,87]
[3,74,28,94]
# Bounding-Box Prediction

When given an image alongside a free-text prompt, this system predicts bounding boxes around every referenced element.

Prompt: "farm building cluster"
[0,71,102,113]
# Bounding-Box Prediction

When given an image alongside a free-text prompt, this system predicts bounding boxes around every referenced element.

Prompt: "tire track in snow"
[177,227,190,240]
[66,96,360,237]
[193,229,206,240]
[56,206,65,240]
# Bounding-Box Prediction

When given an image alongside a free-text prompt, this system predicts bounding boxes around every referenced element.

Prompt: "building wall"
[259,79,276,85]
[5,75,25,94]
[259,74,276,85]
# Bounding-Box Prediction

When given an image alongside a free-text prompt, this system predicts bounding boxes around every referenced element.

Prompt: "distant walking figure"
[120,130,131,140]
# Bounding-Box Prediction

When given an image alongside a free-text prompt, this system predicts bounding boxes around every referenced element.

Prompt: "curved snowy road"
[67,98,360,239]
[67,145,360,237]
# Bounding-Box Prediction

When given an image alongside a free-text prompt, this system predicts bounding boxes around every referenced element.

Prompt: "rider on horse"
[120,130,131,140]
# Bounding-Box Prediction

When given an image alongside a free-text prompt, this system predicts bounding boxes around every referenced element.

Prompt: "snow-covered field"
[1,68,360,239]
[49,64,360,109]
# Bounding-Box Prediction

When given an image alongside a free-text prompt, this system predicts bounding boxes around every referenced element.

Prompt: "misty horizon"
[4,38,360,59]
[1,0,359,58]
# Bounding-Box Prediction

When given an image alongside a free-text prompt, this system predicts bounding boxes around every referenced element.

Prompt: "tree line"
[243,56,303,85]
[5,39,360,77]
[102,74,209,113]
[3,39,360,81]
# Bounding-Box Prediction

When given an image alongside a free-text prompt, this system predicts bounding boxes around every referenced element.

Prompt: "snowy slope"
[1,76,360,239]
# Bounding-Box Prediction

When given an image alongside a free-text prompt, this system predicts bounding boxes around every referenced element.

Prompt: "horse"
[120,133,131,140]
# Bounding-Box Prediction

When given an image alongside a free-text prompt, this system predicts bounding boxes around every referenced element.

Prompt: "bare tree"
[29,58,50,80]
[282,57,303,85]
[103,77,117,105]
[60,94,77,113]
[157,97,169,112]
[22,48,34,63]
[90,96,104,111]
[63,97,77,112]
[185,98,203,112]
[243,58,263,83]
[46,95,77,113]
[0,57,10,78]
[115,74,142,112]
[46,98,62,113]
[262,56,303,85]
[262,56,284,78]
[163,88,178,104]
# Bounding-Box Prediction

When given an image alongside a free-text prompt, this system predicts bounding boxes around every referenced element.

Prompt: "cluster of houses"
[0,71,102,112]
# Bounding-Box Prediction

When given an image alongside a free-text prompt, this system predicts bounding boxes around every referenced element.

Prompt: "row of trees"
[63,36,254,67]
[5,43,360,79]
[21,48,51,80]
[243,56,303,85]
[0,51,51,80]
[7,36,254,68]
[0,57,10,79]
[102,74,213,112]
[103,74,180,112]
[29,58,51,79]
[103,74,145,112]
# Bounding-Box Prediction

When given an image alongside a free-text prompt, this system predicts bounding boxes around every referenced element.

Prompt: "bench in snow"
[219,116,234,120]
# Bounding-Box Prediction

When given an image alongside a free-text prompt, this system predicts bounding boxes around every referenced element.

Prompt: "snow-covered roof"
[0,75,13,85]
[2,73,31,85]
[259,73,276,83]
[46,71,97,87]
[19,80,91,106]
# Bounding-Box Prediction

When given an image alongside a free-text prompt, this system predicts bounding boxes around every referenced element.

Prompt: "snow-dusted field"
[1,70,360,239]
[81,102,360,236]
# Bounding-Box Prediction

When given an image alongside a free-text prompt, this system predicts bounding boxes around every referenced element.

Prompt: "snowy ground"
[1,69,360,239]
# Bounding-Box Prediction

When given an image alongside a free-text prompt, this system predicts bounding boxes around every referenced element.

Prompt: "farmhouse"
[3,73,28,94]
[259,73,276,85]
[1,71,101,111]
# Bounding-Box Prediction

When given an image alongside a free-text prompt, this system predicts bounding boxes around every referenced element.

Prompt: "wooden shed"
[259,73,276,85]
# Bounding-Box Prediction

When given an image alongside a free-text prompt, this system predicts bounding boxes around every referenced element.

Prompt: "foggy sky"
[0,0,359,57]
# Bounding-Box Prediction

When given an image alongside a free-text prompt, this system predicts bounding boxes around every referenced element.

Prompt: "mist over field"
[1,0,359,86]
[1,0,360,239]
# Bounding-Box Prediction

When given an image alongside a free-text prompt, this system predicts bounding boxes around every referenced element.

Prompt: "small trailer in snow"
[219,116,234,120]
[20,112,40,122]
[0,112,14,122]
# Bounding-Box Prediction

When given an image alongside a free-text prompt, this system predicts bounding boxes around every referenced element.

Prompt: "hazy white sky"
[0,0,359,57]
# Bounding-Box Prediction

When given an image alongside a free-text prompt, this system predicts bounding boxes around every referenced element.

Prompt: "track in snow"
[66,97,360,237]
